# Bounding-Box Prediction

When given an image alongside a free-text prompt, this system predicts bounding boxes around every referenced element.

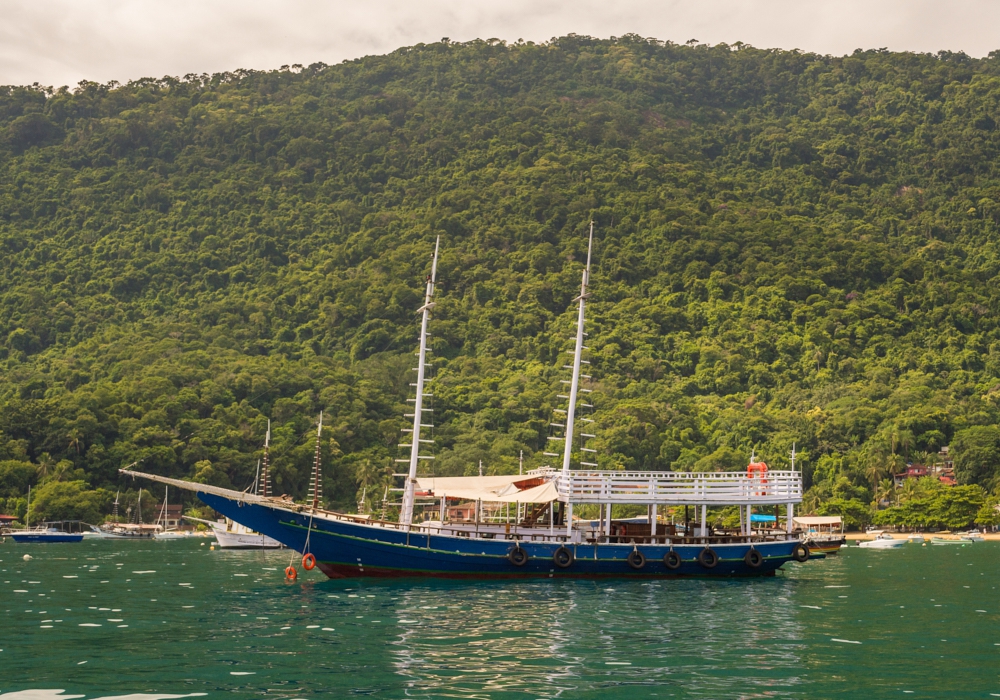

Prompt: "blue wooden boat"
[123,228,808,579]
[11,521,86,543]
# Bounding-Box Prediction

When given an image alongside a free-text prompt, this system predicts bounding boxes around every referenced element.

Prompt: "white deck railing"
[556,470,802,506]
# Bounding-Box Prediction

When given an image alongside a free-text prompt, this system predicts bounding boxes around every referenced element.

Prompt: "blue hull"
[200,492,803,579]
[11,533,84,543]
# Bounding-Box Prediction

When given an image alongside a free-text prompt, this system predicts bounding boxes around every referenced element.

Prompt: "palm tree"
[35,452,54,480]
[801,487,824,514]
[877,478,895,506]
[899,477,919,503]
[67,428,83,454]
[354,458,396,515]
[887,427,915,459]
[863,442,889,506]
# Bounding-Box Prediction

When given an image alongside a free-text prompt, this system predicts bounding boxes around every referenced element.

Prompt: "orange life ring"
[284,565,298,580]
[302,553,316,570]
[747,462,769,496]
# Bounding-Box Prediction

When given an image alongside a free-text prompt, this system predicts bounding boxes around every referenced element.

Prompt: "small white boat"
[931,536,965,545]
[907,535,925,544]
[185,516,282,549]
[960,531,985,542]
[858,533,905,549]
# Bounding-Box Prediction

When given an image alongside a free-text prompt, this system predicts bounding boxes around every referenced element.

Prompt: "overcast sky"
[1,0,998,88]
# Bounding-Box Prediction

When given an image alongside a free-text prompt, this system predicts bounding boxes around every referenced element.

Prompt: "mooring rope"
[288,512,316,570]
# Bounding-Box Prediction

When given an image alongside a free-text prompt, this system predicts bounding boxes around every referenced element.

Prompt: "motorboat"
[960,530,985,542]
[10,488,85,543]
[931,536,965,545]
[907,535,925,544]
[796,516,846,555]
[858,533,905,549]
[11,520,86,543]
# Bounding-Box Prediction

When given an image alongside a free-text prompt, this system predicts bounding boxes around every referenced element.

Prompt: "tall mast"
[562,222,594,478]
[260,419,271,498]
[309,412,323,510]
[400,236,440,528]
[159,486,168,528]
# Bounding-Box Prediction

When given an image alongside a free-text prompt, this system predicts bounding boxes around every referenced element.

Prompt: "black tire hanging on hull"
[508,545,528,566]
[698,547,719,569]
[627,549,646,570]
[663,550,682,570]
[553,545,574,568]
[792,543,810,562]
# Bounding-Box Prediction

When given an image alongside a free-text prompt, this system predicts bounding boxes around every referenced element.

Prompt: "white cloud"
[0,0,997,88]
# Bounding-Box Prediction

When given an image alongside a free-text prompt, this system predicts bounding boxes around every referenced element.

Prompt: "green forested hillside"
[3,35,1000,525]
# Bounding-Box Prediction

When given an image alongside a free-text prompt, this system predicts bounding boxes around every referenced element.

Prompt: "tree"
[29,481,110,524]
[35,453,54,480]
[952,426,1000,490]
[877,478,895,506]
[0,460,35,498]
[817,498,871,530]
[975,497,1000,528]
[190,460,232,488]
[3,39,1000,513]
[862,443,889,506]
[874,483,985,530]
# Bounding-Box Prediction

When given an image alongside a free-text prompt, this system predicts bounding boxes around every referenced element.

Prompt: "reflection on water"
[4,539,1000,698]
[0,694,206,700]
[387,578,805,698]
[391,585,581,698]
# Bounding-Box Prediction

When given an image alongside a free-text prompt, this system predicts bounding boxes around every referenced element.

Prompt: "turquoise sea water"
[1,538,998,699]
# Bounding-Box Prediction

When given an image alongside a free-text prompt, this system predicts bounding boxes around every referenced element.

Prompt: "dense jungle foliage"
[3,35,1000,528]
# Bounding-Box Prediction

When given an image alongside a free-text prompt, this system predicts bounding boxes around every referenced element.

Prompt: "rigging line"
[288,511,316,570]
[303,511,315,555]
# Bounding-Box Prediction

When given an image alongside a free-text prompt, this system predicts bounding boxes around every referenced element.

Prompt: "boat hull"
[805,537,845,555]
[153,531,189,541]
[199,492,804,579]
[858,539,905,549]
[213,528,283,549]
[11,533,84,543]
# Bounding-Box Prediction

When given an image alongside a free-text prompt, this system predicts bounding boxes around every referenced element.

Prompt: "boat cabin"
[36,520,91,534]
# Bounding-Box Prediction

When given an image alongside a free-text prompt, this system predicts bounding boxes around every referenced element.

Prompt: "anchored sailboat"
[184,422,283,548]
[153,486,188,540]
[122,230,807,578]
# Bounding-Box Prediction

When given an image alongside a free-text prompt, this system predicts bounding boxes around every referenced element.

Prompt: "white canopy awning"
[415,475,557,503]
[794,516,842,526]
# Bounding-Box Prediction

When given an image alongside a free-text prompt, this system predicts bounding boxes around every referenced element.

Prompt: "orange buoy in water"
[285,566,297,580]
[302,553,316,570]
